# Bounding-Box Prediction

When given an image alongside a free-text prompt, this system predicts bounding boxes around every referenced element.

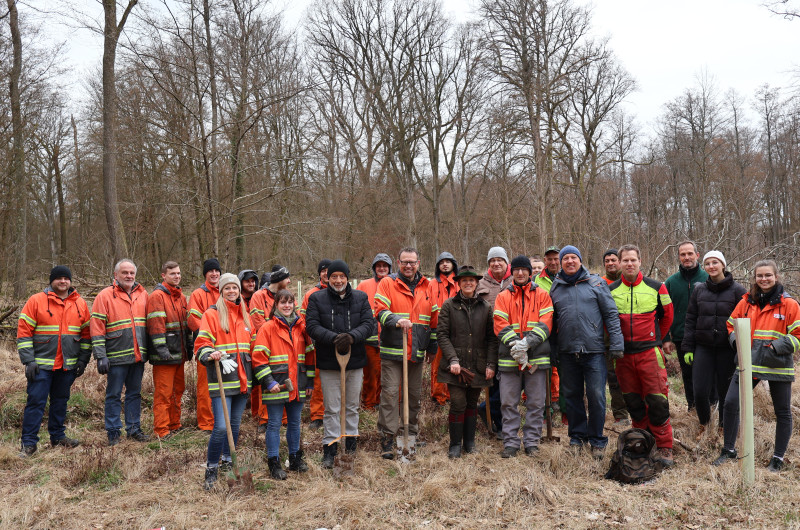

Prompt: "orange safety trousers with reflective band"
[17,288,91,370]
[188,281,219,430]
[357,278,382,408]
[152,364,185,436]
[429,275,458,404]
[303,284,326,421]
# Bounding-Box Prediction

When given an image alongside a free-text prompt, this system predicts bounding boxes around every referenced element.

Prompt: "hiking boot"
[322,443,338,469]
[569,440,584,454]
[613,417,631,427]
[656,447,675,467]
[268,456,287,480]
[289,451,308,472]
[51,437,80,448]
[257,423,267,434]
[448,418,463,459]
[501,446,518,458]
[380,435,395,460]
[524,445,539,456]
[203,466,218,490]
[345,437,358,455]
[20,444,37,457]
[309,419,323,431]
[463,410,477,454]
[712,448,737,466]
[108,433,121,447]
[128,431,150,442]
[767,457,784,473]
[591,446,605,461]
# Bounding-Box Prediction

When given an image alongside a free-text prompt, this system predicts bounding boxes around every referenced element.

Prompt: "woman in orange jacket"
[194,273,254,490]
[252,290,315,480]
[714,260,799,472]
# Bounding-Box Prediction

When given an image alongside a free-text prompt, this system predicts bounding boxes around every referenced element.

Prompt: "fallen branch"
[0,306,18,325]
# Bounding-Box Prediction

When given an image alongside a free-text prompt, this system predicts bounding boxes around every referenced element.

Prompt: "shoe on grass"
[767,456,784,473]
[712,448,737,466]
[20,444,37,457]
[501,446,518,458]
[51,437,80,448]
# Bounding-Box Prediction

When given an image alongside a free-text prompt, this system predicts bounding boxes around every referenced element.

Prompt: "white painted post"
[733,318,754,486]
[297,280,302,299]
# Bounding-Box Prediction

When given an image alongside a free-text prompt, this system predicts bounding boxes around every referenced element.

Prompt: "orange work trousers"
[430,348,450,405]
[361,344,382,409]
[152,363,185,437]
[251,385,269,424]
[196,361,214,431]
[309,370,324,421]
[550,366,560,401]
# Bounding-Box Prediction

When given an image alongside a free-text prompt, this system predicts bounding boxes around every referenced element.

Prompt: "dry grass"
[1,341,799,529]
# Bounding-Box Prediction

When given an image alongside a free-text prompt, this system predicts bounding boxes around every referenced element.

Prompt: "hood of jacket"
[435,252,458,281]
[372,253,393,280]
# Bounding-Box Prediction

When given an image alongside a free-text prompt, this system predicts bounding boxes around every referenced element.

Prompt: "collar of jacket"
[43,285,77,300]
[506,279,537,294]
[554,266,590,286]
[389,271,423,290]
[157,281,183,297]
[706,272,734,293]
[620,270,643,287]
[679,262,701,281]
[484,265,511,283]
[202,281,220,294]
[326,283,352,298]
[748,283,785,307]
[454,291,480,307]
[113,279,143,297]
[436,271,456,285]
[539,269,556,281]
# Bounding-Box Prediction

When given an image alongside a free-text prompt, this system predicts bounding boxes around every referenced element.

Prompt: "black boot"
[380,435,395,460]
[448,413,464,459]
[289,450,308,472]
[268,456,287,480]
[463,409,478,454]
[345,437,357,454]
[203,466,218,490]
[322,443,338,469]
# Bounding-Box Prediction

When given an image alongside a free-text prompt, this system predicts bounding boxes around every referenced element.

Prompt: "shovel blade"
[395,431,416,460]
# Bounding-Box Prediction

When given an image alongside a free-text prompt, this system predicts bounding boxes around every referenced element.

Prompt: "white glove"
[511,346,528,365]
[510,339,527,355]
[220,355,238,375]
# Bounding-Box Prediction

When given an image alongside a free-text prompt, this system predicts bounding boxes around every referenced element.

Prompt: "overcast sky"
[45,0,800,133]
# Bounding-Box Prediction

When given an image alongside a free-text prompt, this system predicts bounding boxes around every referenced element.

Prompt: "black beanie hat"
[510,255,532,274]
[327,259,350,279]
[203,258,221,277]
[317,259,333,275]
[50,265,72,284]
[269,264,290,285]
[603,248,619,260]
[259,272,271,289]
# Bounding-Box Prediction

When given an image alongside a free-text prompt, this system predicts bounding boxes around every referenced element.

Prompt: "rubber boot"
[322,442,338,469]
[268,456,287,480]
[345,437,357,454]
[289,450,308,472]
[463,409,478,454]
[448,413,464,459]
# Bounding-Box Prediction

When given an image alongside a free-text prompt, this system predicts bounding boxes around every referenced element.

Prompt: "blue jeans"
[22,369,77,446]
[265,400,303,458]
[207,393,248,466]
[560,352,608,448]
[105,362,145,438]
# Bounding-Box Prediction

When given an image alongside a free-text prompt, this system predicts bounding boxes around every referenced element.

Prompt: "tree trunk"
[71,115,85,241]
[53,144,67,261]
[7,0,26,297]
[203,0,220,257]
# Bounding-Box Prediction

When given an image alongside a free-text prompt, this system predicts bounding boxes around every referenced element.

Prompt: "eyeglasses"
[399,260,419,266]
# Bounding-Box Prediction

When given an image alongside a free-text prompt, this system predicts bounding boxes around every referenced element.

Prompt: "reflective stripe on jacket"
[147,282,191,365]
[249,287,276,332]
[357,277,381,346]
[374,273,438,362]
[727,288,800,382]
[17,288,91,370]
[195,300,254,396]
[252,314,315,403]
[300,283,325,315]
[90,281,149,365]
[493,281,553,371]
[609,271,674,354]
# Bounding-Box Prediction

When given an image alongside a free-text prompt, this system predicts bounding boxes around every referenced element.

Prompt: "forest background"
[1,0,800,295]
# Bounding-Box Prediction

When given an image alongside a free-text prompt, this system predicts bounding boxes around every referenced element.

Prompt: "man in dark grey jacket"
[550,246,624,459]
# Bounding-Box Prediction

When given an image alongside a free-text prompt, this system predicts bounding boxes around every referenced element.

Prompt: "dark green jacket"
[664,265,708,343]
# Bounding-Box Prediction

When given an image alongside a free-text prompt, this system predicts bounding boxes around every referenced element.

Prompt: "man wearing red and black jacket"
[609,244,675,465]
[18,266,91,455]
[147,261,193,439]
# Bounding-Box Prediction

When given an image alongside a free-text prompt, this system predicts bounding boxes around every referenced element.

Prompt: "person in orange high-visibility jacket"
[187,258,221,431]
[714,259,799,472]
[609,244,675,466]
[194,273,255,490]
[357,253,393,410]
[91,259,150,445]
[147,261,193,439]
[18,266,91,455]
[238,269,259,312]
[302,259,331,430]
[252,289,316,479]
[374,247,439,459]
[248,265,291,428]
[428,252,459,406]
[493,256,554,456]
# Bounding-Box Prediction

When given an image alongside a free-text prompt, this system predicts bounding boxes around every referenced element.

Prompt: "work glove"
[25,362,39,382]
[220,355,238,375]
[158,349,172,362]
[511,346,528,366]
[75,360,87,377]
[510,339,528,355]
[97,357,110,375]
[608,350,624,360]
[334,333,354,354]
[684,351,694,365]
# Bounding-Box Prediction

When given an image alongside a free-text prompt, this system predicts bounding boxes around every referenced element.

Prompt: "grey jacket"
[550,266,624,354]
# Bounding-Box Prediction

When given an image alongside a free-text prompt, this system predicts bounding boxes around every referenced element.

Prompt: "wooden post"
[732,318,754,486]
[297,280,302,298]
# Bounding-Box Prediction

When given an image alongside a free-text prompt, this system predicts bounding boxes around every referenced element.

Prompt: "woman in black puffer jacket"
[682,251,746,432]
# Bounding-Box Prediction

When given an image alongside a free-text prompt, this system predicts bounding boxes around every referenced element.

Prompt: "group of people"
[16,241,798,490]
